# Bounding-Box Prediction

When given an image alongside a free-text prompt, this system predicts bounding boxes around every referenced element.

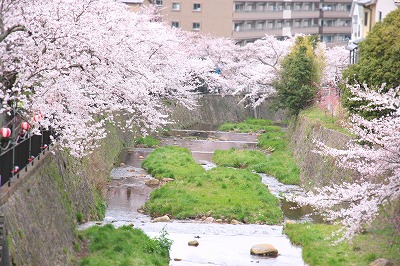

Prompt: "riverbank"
[77,127,310,265]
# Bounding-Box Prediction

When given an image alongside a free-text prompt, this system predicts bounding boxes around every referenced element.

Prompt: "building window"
[154,0,163,6]
[256,21,264,30]
[235,3,244,12]
[192,22,201,31]
[172,2,180,11]
[378,11,382,21]
[364,12,368,26]
[303,3,311,11]
[256,3,265,12]
[234,22,243,31]
[322,35,333,43]
[284,3,292,10]
[171,21,180,28]
[294,20,301,28]
[193,3,201,11]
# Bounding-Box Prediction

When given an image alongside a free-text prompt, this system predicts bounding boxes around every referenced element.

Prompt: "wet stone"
[145,178,160,187]
[250,244,278,257]
[152,215,170,223]
[188,240,199,247]
[203,217,214,223]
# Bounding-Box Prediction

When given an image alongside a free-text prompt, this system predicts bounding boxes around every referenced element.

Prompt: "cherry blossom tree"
[0,0,218,156]
[186,34,293,107]
[315,45,349,116]
[295,83,400,240]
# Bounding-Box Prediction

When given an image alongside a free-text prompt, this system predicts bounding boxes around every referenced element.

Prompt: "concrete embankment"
[287,115,357,188]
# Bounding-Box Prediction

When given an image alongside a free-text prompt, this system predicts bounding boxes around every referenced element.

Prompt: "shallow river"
[80,130,316,266]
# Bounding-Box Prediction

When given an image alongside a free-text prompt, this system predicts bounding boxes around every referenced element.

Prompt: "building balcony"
[320,26,351,34]
[233,11,284,20]
[291,10,320,19]
[291,26,320,35]
[321,10,351,18]
[233,29,282,39]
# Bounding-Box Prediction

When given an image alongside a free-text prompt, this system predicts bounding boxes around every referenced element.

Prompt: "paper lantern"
[21,122,31,131]
[0,127,11,138]
[33,114,41,122]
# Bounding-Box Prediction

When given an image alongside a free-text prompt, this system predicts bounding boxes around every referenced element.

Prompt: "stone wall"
[169,94,287,129]
[0,124,129,266]
[287,115,358,188]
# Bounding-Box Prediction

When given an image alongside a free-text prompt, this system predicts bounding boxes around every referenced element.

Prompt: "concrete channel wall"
[287,115,357,188]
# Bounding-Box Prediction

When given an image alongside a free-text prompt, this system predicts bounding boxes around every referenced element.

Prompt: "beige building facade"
[154,0,353,45]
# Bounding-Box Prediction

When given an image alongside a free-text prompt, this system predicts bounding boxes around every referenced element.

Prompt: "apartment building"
[347,0,398,64]
[155,0,353,45]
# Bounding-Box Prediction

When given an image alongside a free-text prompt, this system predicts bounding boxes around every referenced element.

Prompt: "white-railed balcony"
[233,11,284,20]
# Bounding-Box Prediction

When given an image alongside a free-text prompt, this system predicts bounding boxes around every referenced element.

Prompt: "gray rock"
[250,244,278,257]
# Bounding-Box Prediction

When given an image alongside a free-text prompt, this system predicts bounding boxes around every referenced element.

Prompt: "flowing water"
[80,129,317,265]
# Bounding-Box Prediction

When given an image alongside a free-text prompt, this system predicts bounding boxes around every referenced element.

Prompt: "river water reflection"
[80,130,313,265]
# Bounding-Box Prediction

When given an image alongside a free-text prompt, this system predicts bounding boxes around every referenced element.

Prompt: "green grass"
[300,107,351,136]
[218,118,281,133]
[212,149,268,168]
[142,147,282,224]
[217,119,300,185]
[284,223,400,266]
[141,146,205,180]
[134,136,160,148]
[78,224,171,266]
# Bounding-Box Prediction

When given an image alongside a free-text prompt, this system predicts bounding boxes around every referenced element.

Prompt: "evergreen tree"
[273,35,321,115]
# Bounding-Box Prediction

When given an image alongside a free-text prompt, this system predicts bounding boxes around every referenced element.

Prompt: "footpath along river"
[80,129,317,266]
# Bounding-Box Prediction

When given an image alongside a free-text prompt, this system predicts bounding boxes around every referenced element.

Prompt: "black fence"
[0,130,51,187]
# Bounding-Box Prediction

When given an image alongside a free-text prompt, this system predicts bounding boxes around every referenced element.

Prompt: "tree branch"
[0,24,25,43]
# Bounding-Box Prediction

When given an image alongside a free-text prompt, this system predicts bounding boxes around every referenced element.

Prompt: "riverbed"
[80,130,312,265]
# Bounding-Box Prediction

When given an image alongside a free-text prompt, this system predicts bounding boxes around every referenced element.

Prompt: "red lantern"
[33,114,41,122]
[11,166,19,174]
[0,127,11,138]
[21,122,31,131]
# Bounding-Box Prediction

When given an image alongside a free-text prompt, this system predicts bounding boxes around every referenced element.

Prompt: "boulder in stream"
[188,240,199,247]
[250,244,278,257]
[152,215,171,223]
[145,178,160,187]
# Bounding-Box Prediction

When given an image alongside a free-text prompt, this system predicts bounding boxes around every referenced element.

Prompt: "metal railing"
[0,129,52,187]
